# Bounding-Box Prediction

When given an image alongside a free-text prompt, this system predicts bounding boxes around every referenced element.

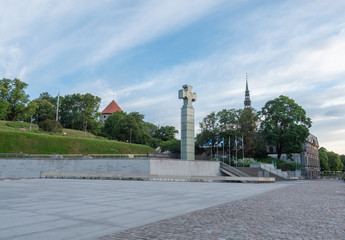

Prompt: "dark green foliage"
[29,92,57,123]
[153,126,178,141]
[39,119,63,133]
[59,93,101,134]
[103,111,151,145]
[32,98,55,123]
[196,108,265,159]
[318,147,343,171]
[102,111,178,149]
[160,139,181,153]
[340,155,345,167]
[259,95,312,159]
[0,78,30,121]
[326,151,343,171]
[319,147,329,171]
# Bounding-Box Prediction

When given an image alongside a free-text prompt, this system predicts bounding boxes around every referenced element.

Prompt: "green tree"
[38,92,56,105]
[154,126,178,141]
[327,151,343,171]
[239,108,260,158]
[0,84,9,119]
[318,147,329,171]
[0,78,30,121]
[340,155,345,168]
[160,139,180,153]
[31,98,55,123]
[23,101,39,123]
[102,111,152,145]
[259,95,312,159]
[59,93,101,133]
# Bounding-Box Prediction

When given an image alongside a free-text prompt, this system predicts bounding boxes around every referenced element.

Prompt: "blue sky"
[1,0,345,154]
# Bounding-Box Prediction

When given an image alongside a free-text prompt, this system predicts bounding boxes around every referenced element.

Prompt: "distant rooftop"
[101,100,122,114]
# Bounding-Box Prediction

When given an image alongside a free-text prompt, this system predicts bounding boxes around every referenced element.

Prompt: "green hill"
[0,121,155,154]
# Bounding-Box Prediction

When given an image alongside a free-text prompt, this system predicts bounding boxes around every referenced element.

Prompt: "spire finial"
[244,73,251,109]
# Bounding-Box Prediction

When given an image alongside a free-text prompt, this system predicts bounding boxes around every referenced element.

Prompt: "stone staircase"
[235,167,286,181]
[220,162,250,177]
[250,163,290,180]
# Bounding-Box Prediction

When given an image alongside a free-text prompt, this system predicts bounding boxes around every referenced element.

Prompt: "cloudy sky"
[1,0,345,154]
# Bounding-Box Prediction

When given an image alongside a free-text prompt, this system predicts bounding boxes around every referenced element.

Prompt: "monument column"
[178,84,197,160]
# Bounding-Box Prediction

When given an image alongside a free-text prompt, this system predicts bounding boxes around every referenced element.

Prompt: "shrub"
[39,119,63,133]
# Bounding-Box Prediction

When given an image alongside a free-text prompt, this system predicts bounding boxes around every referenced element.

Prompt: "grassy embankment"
[0,121,154,154]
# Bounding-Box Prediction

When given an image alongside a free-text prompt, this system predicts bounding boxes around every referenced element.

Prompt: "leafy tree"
[160,139,181,153]
[217,108,242,133]
[340,155,345,168]
[0,84,9,119]
[259,95,312,159]
[326,151,343,171]
[197,109,242,148]
[239,108,260,158]
[154,126,178,141]
[23,101,39,122]
[102,111,152,145]
[59,93,101,133]
[318,147,329,171]
[196,108,265,158]
[38,92,56,105]
[102,111,126,139]
[0,78,30,121]
[31,98,55,123]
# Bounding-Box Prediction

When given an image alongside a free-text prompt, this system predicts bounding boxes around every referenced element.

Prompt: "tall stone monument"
[178,84,197,160]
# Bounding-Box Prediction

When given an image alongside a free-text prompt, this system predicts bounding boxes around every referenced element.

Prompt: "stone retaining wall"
[0,158,221,178]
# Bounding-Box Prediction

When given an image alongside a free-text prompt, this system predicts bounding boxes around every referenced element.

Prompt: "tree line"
[0,78,179,149]
[196,95,312,160]
[319,147,344,171]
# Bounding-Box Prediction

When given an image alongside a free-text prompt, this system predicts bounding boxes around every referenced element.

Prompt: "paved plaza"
[100,180,345,240]
[0,179,292,240]
[0,179,344,240]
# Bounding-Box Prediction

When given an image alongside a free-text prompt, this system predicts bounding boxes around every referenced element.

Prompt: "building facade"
[266,133,320,179]
[301,133,320,179]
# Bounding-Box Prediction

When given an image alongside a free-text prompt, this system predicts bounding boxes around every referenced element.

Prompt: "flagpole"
[56,92,60,122]
[216,137,219,161]
[235,135,238,164]
[228,136,231,165]
[211,140,213,161]
[242,135,244,159]
[222,138,225,163]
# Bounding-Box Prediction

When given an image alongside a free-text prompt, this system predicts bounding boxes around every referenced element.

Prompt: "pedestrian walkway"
[0,179,292,240]
[99,180,345,240]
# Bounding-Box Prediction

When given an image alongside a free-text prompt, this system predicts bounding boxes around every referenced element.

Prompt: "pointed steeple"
[244,73,251,109]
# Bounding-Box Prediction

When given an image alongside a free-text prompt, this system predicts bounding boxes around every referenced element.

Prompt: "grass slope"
[0,121,154,154]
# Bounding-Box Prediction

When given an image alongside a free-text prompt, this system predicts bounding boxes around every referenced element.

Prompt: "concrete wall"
[150,159,221,176]
[0,158,150,178]
[0,158,221,178]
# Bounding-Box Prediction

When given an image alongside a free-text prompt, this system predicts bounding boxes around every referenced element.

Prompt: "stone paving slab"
[0,179,292,240]
[98,180,345,240]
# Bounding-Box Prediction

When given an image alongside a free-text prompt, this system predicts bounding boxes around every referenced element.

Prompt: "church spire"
[244,73,251,109]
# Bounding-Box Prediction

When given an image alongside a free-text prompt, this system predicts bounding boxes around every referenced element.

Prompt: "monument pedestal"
[181,105,195,160]
[179,84,197,161]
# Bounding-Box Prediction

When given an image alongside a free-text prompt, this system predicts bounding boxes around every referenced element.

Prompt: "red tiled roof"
[101,100,122,114]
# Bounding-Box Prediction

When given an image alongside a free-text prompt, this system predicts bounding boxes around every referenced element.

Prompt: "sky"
[1,0,345,154]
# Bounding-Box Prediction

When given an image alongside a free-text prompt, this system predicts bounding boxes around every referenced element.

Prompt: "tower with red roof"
[101,100,122,123]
